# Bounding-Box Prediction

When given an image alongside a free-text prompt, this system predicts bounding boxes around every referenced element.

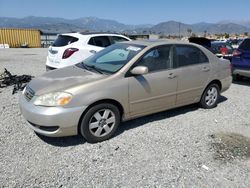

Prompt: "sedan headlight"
[34,92,72,107]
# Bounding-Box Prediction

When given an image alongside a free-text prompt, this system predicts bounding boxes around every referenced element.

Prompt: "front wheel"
[80,103,120,143]
[200,84,220,109]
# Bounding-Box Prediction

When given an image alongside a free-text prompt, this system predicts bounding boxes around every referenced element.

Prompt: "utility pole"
[179,22,181,39]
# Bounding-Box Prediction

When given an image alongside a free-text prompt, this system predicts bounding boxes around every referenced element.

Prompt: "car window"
[82,43,145,74]
[52,35,78,47]
[136,46,172,72]
[88,36,111,47]
[239,39,250,51]
[174,45,208,68]
[97,49,129,63]
[111,36,129,43]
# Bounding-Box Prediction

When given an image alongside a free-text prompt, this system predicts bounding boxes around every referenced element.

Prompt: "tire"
[80,103,120,143]
[200,84,220,109]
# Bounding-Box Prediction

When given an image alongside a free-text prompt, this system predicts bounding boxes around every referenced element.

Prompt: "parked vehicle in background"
[211,41,234,61]
[188,37,211,50]
[46,32,131,71]
[228,39,243,49]
[232,38,250,80]
[20,40,232,143]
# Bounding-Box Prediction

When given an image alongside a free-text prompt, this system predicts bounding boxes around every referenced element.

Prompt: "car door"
[127,45,178,117]
[173,45,211,106]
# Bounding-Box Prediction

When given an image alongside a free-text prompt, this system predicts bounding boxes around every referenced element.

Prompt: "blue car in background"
[232,38,250,80]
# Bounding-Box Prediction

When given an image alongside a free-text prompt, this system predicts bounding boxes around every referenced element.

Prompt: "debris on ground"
[201,164,210,171]
[0,68,33,94]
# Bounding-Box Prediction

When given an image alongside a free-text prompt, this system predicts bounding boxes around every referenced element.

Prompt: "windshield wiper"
[84,64,104,74]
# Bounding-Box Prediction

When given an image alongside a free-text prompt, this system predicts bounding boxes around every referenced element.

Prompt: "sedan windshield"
[78,43,145,74]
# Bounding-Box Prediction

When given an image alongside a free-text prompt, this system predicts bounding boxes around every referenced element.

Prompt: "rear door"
[87,36,112,53]
[173,45,211,106]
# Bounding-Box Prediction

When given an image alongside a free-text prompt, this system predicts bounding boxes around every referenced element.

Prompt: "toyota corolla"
[19,40,232,143]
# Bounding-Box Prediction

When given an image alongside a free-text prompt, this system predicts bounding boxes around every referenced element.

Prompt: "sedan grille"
[24,86,35,101]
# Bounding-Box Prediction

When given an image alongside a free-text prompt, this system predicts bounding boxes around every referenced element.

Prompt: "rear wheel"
[200,84,220,109]
[80,103,120,143]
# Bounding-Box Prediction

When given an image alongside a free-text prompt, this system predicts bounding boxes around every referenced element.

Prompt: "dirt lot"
[0,48,250,187]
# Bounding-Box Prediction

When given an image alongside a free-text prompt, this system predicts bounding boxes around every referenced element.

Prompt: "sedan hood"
[28,65,106,96]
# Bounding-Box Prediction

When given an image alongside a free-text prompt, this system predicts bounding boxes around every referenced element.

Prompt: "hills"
[0,16,250,35]
[150,21,250,35]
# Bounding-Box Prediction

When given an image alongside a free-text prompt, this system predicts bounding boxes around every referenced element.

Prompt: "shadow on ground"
[233,77,250,86]
[36,133,86,147]
[116,96,227,137]
[37,96,228,147]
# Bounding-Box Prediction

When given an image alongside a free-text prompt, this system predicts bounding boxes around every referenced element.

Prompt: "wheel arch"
[207,80,222,91]
[77,99,124,134]
[200,79,222,102]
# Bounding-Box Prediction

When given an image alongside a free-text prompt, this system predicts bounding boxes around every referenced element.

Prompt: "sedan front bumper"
[19,94,87,137]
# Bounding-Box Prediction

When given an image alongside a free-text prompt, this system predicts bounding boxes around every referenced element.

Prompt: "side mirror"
[130,66,148,75]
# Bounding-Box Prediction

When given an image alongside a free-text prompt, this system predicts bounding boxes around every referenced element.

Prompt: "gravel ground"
[0,48,250,187]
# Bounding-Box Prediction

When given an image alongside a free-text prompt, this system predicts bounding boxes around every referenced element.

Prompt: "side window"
[88,36,111,47]
[174,45,208,68]
[136,46,172,72]
[200,50,209,63]
[112,36,129,43]
[88,37,95,46]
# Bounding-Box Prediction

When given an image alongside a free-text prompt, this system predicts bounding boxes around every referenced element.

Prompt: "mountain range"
[0,16,250,35]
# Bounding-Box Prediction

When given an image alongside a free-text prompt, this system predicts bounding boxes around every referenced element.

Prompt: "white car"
[46,33,131,70]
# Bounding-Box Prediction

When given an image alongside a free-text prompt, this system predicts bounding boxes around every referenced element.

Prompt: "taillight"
[233,50,242,57]
[62,48,79,59]
[220,47,228,55]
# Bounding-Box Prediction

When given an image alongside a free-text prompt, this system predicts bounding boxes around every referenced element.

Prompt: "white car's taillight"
[62,48,79,59]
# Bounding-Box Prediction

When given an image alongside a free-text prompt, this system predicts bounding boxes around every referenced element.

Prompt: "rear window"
[239,39,250,51]
[52,35,78,47]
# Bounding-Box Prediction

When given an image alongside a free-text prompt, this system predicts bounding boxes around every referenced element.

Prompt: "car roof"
[60,32,128,38]
[122,39,197,47]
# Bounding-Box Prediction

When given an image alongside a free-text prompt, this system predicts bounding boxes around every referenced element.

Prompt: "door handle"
[168,73,177,79]
[202,66,210,72]
[89,50,97,54]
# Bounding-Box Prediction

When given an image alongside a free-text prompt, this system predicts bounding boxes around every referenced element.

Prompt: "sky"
[0,0,250,25]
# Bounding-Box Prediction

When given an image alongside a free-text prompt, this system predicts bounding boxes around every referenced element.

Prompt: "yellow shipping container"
[0,28,41,48]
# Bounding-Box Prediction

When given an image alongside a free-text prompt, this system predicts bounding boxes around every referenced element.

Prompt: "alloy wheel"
[88,109,116,138]
[205,86,218,106]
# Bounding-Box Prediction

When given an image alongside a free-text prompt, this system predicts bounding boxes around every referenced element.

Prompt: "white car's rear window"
[52,35,79,47]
